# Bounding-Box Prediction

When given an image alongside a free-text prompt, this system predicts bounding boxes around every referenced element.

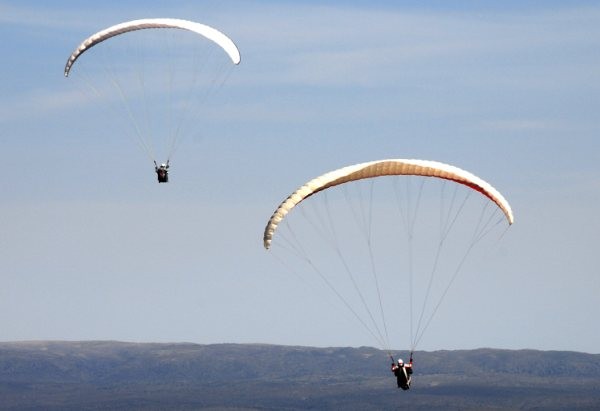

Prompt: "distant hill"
[0,341,599,410]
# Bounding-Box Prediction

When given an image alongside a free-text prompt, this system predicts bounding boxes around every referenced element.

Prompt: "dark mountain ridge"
[1,341,599,410]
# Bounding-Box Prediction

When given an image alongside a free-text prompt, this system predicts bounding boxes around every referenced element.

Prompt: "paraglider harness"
[390,352,413,390]
[154,160,170,183]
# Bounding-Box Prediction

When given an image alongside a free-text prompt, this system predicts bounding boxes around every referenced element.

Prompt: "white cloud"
[0,3,107,30]
[0,87,88,123]
[220,3,600,92]
[478,119,559,132]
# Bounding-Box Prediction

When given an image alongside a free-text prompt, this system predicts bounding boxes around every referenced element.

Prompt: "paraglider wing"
[263,159,514,249]
[64,18,241,77]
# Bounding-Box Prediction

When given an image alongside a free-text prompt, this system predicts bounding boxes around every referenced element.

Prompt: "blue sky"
[1,1,599,354]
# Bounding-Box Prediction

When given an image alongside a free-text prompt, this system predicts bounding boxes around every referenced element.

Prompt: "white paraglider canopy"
[263,158,513,355]
[64,18,241,170]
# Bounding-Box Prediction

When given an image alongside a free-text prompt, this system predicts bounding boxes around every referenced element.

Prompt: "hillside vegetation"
[0,341,599,410]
